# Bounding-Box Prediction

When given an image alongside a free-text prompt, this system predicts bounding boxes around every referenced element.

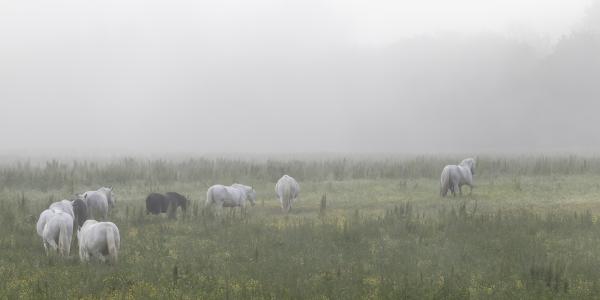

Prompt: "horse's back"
[207,184,244,206]
[165,191,185,200]
[85,192,108,208]
[165,192,188,210]
[85,191,109,219]
[49,200,74,218]
[209,185,233,200]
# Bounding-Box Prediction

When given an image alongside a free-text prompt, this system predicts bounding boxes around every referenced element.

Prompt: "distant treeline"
[0,155,598,191]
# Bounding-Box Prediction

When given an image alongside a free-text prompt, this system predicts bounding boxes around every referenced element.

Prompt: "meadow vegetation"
[2,155,600,298]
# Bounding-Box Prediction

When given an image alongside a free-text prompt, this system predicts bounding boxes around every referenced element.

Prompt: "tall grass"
[1,155,599,191]
[3,198,600,298]
[2,155,600,298]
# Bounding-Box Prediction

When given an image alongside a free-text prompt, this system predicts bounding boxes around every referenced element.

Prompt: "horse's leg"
[469,184,473,195]
[79,246,85,262]
[84,248,92,262]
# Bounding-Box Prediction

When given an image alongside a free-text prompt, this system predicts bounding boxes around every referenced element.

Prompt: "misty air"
[1,0,600,298]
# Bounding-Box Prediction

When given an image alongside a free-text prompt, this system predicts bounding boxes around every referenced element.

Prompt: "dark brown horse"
[146,192,189,217]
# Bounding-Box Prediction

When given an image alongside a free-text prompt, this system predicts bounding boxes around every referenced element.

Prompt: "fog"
[1,0,599,155]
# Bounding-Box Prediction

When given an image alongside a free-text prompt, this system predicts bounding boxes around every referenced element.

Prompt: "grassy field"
[2,155,600,299]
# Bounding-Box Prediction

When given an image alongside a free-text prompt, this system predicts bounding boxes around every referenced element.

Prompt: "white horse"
[440,158,476,197]
[36,199,87,250]
[206,184,256,212]
[81,187,115,220]
[37,209,73,256]
[275,175,300,213]
[77,220,120,263]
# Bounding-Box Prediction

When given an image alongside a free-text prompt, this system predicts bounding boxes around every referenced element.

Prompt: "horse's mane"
[459,158,476,174]
[232,183,252,191]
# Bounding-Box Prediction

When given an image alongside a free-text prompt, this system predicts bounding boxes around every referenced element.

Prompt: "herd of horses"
[34,158,475,264]
[36,187,119,262]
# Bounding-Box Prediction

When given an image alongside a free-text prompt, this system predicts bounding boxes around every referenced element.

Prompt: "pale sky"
[334,0,594,45]
[1,0,599,154]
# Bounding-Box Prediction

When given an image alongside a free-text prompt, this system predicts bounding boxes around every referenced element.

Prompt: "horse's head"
[180,196,190,211]
[460,158,476,175]
[100,186,116,208]
[247,188,256,207]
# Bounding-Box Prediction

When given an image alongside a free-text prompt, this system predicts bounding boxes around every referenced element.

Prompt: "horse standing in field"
[205,184,256,213]
[80,187,115,220]
[36,208,73,256]
[77,220,120,264]
[36,199,88,255]
[146,192,189,217]
[440,158,476,197]
[275,175,300,213]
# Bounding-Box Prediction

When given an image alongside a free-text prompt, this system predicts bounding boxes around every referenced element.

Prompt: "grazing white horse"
[81,187,115,220]
[36,209,73,256]
[78,220,120,263]
[275,175,300,213]
[440,158,476,197]
[206,184,256,211]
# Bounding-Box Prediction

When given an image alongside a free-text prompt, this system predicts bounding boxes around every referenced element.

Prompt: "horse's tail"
[283,180,292,213]
[58,220,70,256]
[206,187,213,206]
[36,212,48,237]
[106,227,118,264]
[440,167,450,197]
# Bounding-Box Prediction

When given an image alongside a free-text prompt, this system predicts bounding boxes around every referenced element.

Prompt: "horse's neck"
[458,165,472,175]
